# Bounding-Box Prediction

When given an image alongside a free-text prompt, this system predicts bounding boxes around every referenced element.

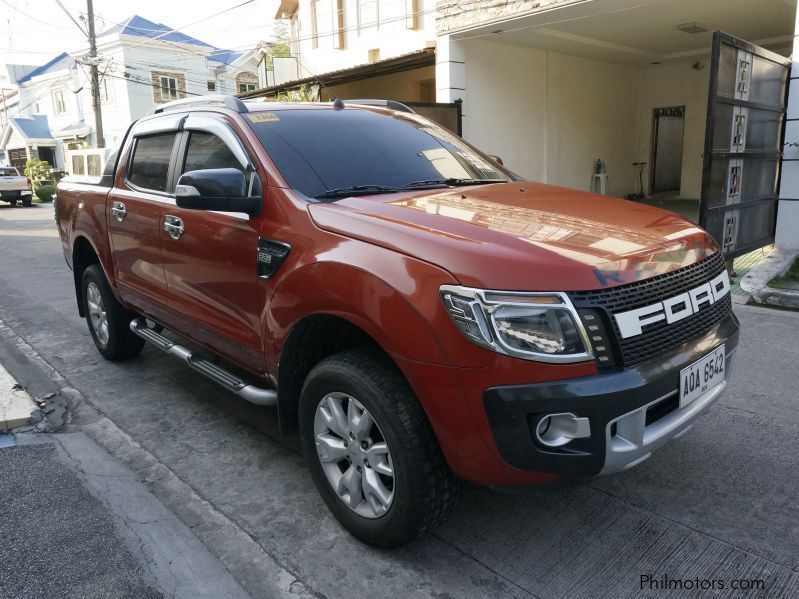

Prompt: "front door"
[160,127,265,374]
[699,31,790,258]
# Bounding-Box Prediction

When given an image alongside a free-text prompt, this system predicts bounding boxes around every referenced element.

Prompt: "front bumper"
[482,312,739,477]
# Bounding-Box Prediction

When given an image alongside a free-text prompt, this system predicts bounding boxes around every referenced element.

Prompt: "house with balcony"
[0,15,260,173]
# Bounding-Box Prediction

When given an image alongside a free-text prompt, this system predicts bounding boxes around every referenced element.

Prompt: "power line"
[0,0,72,30]
[52,0,87,36]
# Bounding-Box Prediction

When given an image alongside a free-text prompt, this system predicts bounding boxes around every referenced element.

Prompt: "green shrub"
[35,184,55,202]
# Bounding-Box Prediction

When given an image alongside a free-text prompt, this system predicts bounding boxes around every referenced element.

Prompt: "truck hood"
[307,182,718,291]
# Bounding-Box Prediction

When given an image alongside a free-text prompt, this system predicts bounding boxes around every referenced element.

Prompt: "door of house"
[651,106,685,195]
[699,31,790,259]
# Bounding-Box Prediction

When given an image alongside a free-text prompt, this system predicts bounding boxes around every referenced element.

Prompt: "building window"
[160,76,178,101]
[333,0,345,49]
[406,0,419,30]
[311,0,319,49]
[207,81,216,92]
[151,71,186,103]
[360,0,379,32]
[53,90,66,115]
[235,71,258,94]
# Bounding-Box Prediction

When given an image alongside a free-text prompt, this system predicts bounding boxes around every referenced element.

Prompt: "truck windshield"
[245,108,511,199]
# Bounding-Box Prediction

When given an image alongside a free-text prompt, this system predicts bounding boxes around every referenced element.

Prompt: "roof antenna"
[332,96,345,110]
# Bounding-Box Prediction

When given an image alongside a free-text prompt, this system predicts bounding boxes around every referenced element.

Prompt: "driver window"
[182,131,243,175]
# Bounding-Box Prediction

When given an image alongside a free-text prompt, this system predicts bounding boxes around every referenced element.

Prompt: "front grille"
[570,253,731,366]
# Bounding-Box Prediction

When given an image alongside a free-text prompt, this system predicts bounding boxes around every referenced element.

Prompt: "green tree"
[24,158,51,191]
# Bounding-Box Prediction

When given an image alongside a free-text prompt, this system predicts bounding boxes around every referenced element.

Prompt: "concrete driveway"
[1,204,797,598]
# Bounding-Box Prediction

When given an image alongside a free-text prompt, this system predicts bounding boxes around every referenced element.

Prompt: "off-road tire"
[81,264,145,361]
[299,350,461,548]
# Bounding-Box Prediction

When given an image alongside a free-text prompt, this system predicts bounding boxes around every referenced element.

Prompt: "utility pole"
[86,0,104,148]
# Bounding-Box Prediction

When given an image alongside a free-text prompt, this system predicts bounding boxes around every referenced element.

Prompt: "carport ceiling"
[453,0,796,64]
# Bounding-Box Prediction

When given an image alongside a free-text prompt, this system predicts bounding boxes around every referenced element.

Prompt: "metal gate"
[700,32,791,259]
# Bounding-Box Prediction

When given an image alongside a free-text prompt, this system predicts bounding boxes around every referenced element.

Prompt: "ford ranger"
[55,96,738,547]
[0,166,33,206]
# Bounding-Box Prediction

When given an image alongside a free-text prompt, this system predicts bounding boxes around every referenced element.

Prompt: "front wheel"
[299,350,460,548]
[81,264,145,361]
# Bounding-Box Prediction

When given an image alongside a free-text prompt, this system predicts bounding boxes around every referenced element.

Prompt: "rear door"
[699,31,790,258]
[107,115,183,320]
[160,114,265,374]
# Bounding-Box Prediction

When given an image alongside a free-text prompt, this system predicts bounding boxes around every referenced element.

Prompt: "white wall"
[291,0,436,80]
[636,61,710,199]
[455,38,641,197]
[776,9,799,250]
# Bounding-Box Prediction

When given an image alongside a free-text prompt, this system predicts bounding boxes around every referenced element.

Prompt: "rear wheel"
[21,195,32,207]
[299,350,460,547]
[81,264,145,360]
[8,198,17,207]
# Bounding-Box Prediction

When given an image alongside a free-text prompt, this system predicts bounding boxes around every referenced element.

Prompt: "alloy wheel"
[313,392,395,518]
[86,282,109,347]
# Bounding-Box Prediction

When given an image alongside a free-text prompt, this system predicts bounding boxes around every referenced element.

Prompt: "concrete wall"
[437,0,579,35]
[323,65,436,101]
[636,60,711,199]
[454,38,641,197]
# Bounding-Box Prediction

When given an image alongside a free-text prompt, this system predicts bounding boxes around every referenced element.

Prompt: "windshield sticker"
[247,112,280,123]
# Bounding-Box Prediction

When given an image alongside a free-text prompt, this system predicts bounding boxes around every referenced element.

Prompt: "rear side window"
[128,133,177,192]
[0,167,19,176]
[181,131,243,175]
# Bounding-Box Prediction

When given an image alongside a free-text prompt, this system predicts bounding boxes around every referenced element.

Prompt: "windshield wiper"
[314,184,400,199]
[402,178,506,189]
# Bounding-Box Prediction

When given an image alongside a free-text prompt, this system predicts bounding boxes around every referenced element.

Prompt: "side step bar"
[130,318,277,407]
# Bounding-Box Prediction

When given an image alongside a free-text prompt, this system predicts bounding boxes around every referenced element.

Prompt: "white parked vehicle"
[0,167,33,207]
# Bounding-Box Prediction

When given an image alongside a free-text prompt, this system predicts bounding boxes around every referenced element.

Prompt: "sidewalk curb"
[0,316,320,599]
[741,249,799,309]
[0,362,38,431]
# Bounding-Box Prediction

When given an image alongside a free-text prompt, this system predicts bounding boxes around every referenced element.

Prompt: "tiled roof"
[16,53,73,85]
[10,115,53,140]
[208,49,245,66]
[98,15,212,48]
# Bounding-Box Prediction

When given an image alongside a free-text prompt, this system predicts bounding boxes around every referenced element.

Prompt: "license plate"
[679,345,725,408]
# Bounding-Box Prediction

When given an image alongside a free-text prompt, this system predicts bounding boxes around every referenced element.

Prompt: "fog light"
[535,413,591,447]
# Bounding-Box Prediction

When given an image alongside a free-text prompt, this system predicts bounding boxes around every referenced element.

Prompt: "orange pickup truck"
[55,96,738,547]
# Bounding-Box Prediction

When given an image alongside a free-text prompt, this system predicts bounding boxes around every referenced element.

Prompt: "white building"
[261,0,438,102]
[0,15,260,172]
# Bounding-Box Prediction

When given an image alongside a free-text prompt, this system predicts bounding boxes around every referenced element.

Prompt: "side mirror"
[176,168,261,216]
[488,154,504,166]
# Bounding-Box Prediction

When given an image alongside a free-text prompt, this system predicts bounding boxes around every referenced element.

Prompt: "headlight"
[440,285,592,363]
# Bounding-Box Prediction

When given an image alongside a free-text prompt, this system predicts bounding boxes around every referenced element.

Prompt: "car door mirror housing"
[176,168,261,216]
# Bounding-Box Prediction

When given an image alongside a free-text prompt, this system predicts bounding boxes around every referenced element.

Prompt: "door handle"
[111,201,126,222]
[163,215,184,240]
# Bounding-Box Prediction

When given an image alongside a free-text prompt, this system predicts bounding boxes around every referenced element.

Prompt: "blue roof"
[99,15,212,48]
[10,115,52,140]
[16,53,73,85]
[208,49,245,66]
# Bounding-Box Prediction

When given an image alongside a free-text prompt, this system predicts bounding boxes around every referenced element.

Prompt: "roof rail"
[149,95,249,115]
[342,99,415,114]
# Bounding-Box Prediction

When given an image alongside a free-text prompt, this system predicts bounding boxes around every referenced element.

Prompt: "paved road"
[1,204,798,598]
